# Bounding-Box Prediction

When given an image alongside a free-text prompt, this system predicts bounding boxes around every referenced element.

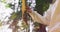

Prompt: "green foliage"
[0,21,2,26]
[10,0,22,20]
[34,0,50,15]
[10,11,22,20]
[21,22,29,30]
[34,22,40,27]
[10,12,17,20]
[5,4,12,8]
[1,0,6,3]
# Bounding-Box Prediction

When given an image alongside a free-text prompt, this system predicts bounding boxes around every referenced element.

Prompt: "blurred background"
[0,0,52,32]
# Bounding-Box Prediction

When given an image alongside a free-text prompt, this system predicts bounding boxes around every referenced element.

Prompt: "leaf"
[5,4,12,8]
[1,0,6,3]
[0,21,2,27]
[10,12,17,20]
